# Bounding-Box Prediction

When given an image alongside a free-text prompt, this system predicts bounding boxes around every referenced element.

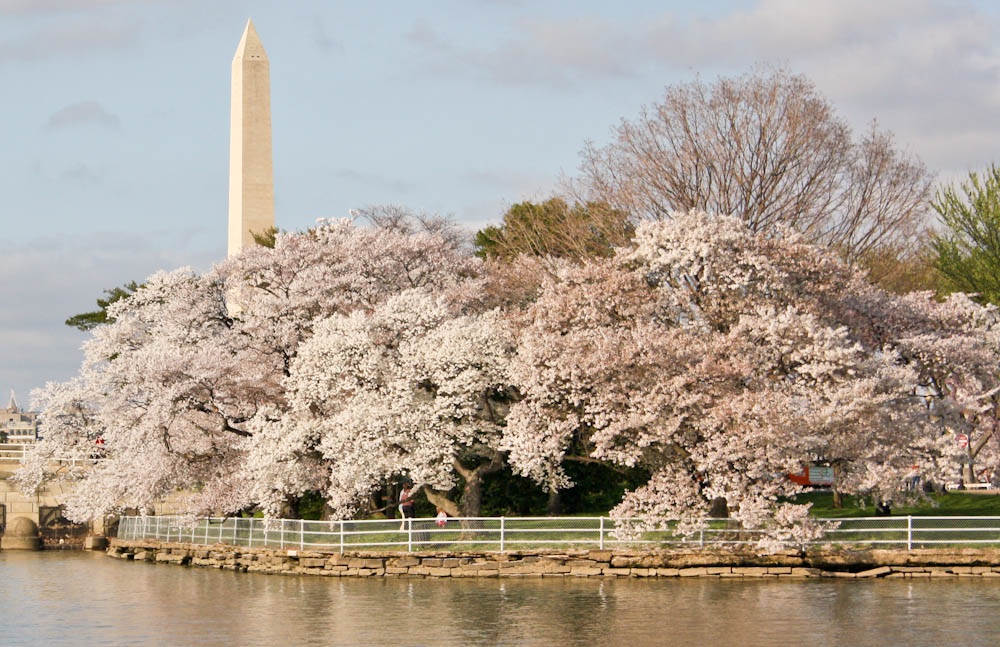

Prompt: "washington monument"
[228,20,274,257]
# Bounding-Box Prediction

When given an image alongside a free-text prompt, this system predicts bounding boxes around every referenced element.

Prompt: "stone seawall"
[109,539,1000,579]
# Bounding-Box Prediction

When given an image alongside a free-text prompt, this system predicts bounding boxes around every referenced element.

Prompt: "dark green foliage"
[477,462,650,516]
[479,467,550,516]
[931,165,1000,305]
[64,281,140,331]
[475,198,633,262]
[250,226,279,249]
[559,461,651,514]
[294,490,328,520]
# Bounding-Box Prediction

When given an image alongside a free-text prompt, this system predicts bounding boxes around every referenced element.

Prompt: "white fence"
[0,443,28,462]
[115,515,1000,553]
[0,443,101,467]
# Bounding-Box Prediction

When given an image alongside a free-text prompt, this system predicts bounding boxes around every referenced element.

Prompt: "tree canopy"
[474,198,633,262]
[574,68,932,273]
[931,165,1000,305]
[21,211,999,549]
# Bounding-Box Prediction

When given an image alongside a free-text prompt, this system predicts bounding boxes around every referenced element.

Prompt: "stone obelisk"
[228,19,274,257]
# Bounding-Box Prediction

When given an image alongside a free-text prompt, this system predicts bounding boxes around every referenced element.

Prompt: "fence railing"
[0,443,102,467]
[115,515,1000,553]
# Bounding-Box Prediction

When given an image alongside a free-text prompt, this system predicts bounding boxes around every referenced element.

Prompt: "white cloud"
[403,1,1000,179]
[0,19,139,63]
[0,0,154,16]
[45,101,121,130]
[0,231,217,405]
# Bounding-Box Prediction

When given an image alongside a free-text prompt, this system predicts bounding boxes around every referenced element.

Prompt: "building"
[1,391,39,444]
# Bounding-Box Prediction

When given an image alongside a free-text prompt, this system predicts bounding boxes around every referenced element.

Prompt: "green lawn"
[792,490,1000,518]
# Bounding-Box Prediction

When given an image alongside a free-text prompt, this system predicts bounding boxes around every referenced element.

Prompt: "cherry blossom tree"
[846,287,1000,487]
[503,212,956,545]
[262,289,515,519]
[21,268,256,521]
[20,216,480,521]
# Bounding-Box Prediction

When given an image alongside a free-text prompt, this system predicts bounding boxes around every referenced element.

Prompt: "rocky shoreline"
[108,538,1000,579]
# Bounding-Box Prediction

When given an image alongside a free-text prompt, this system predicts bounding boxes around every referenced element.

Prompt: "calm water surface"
[3,551,1000,646]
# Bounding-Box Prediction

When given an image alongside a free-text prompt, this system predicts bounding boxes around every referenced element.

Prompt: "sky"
[2,0,1000,407]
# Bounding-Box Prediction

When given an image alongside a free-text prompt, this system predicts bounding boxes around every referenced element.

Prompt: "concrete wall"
[0,476,69,527]
[109,539,1000,579]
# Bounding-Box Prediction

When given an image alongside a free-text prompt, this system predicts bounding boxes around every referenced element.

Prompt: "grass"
[792,489,1000,518]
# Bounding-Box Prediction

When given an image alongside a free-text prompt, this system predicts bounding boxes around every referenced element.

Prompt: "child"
[435,507,448,527]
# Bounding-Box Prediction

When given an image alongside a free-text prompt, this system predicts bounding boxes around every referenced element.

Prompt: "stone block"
[300,558,326,568]
[679,567,709,577]
[571,567,604,576]
[84,536,109,551]
[392,556,421,567]
[790,568,821,577]
[474,561,499,570]
[9,501,37,514]
[856,566,892,578]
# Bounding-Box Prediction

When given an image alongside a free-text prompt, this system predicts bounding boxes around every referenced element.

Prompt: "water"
[3,551,1000,646]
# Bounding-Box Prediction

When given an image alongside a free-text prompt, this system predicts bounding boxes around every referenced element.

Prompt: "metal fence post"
[907,515,913,551]
[599,517,605,550]
[407,518,413,553]
[500,517,506,553]
[300,519,304,550]
[339,520,345,554]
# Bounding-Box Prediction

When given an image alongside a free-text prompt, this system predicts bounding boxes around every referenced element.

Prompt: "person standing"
[399,481,415,530]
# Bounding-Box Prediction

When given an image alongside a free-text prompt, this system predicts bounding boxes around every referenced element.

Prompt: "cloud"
[311,16,344,55]
[0,0,153,15]
[0,231,218,404]
[58,162,104,185]
[0,19,139,63]
[405,18,639,87]
[403,1,998,179]
[46,101,121,130]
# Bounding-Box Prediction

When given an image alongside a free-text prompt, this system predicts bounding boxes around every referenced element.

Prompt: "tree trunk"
[453,452,505,518]
[708,497,729,519]
[422,487,460,518]
[546,488,563,516]
[460,470,487,518]
[832,490,843,509]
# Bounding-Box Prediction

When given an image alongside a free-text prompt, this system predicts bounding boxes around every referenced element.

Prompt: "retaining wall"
[108,539,1000,579]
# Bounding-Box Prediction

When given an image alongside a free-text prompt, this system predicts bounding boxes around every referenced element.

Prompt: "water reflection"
[2,551,999,646]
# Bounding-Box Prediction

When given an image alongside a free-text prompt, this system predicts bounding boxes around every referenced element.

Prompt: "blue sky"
[3,0,1000,405]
